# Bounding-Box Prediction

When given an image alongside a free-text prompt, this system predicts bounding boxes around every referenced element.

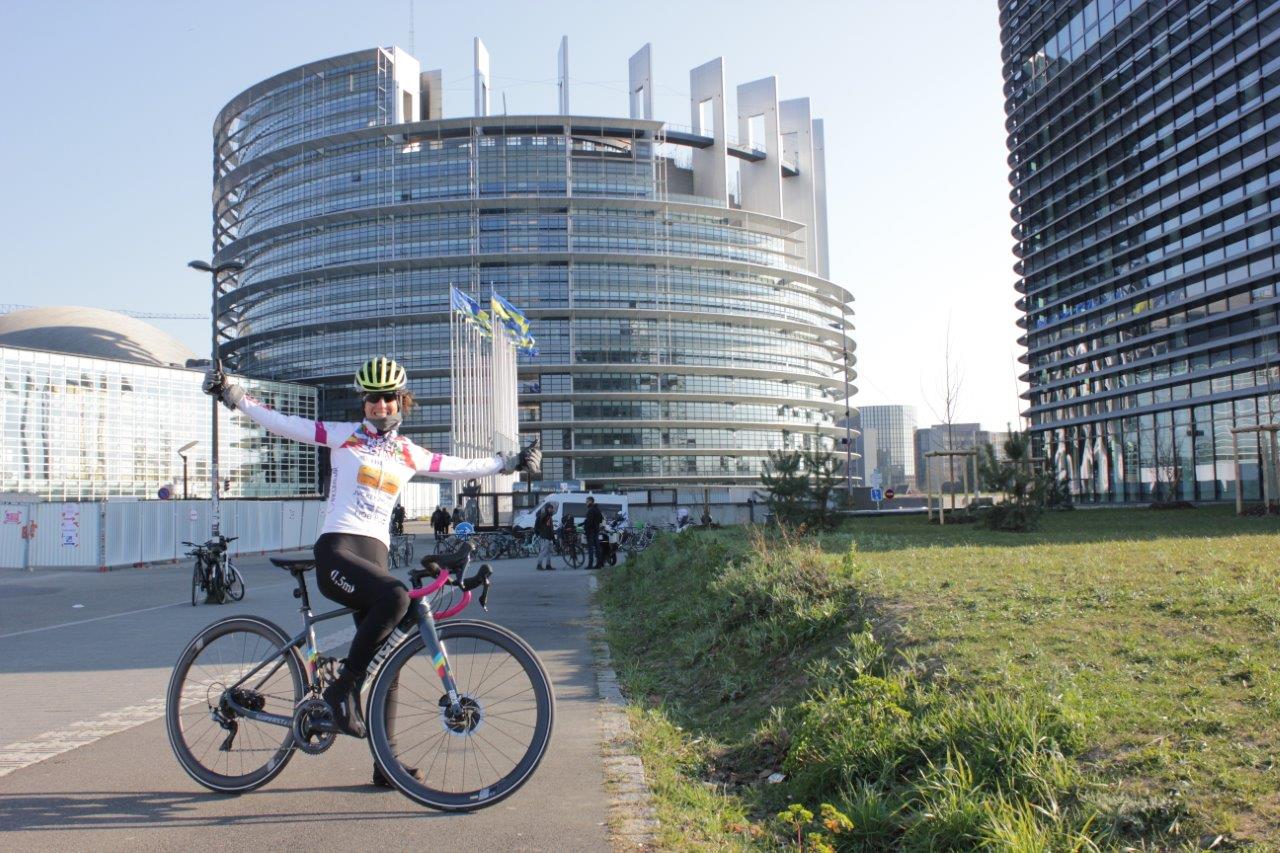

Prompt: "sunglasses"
[363,391,400,404]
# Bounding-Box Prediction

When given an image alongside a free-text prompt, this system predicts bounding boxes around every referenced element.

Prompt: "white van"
[512,493,629,532]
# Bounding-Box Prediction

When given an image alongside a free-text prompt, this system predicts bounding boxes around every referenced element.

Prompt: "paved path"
[0,549,614,850]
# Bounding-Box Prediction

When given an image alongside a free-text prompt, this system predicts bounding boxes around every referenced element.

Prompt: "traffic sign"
[870,488,884,502]
[885,489,895,501]
[870,470,883,488]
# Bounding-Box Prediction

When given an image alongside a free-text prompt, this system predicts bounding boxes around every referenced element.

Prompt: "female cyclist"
[203,356,540,785]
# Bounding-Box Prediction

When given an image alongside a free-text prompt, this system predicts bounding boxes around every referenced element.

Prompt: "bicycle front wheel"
[166,616,304,793]
[226,563,246,601]
[190,561,201,606]
[368,620,555,811]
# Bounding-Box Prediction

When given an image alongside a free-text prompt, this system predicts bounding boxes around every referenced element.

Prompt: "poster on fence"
[60,505,80,547]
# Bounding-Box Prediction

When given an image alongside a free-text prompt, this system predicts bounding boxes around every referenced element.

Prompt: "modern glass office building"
[1002,0,1280,501]
[853,404,917,490]
[209,45,855,488]
[0,308,319,501]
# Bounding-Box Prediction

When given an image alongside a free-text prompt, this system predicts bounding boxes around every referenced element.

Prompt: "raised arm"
[235,394,354,448]
[407,437,542,479]
[407,443,505,480]
[203,368,352,448]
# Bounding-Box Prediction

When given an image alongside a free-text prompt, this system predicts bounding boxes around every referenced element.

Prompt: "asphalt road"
[0,542,612,851]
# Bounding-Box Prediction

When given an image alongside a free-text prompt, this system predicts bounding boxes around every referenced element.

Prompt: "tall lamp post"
[188,259,244,538]
[177,440,198,500]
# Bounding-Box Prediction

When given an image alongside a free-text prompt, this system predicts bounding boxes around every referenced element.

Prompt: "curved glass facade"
[212,48,854,487]
[1003,0,1280,501]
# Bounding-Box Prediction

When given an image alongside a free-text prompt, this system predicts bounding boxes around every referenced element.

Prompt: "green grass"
[596,506,1280,850]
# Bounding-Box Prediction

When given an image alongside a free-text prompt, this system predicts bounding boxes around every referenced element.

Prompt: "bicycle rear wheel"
[562,541,584,569]
[368,620,555,811]
[166,616,304,793]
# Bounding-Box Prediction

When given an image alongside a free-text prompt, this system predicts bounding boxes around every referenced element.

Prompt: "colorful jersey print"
[235,395,503,546]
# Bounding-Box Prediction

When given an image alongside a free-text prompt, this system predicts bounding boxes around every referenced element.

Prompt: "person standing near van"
[584,496,605,570]
[534,503,556,571]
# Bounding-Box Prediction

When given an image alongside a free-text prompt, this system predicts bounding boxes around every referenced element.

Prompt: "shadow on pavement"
[0,787,453,831]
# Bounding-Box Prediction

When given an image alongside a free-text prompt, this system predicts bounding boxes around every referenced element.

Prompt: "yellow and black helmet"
[355,357,408,393]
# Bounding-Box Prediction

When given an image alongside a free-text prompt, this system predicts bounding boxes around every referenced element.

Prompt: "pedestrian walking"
[534,504,556,571]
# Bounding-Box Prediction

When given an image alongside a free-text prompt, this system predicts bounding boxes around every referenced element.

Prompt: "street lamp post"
[177,440,198,500]
[188,259,244,538]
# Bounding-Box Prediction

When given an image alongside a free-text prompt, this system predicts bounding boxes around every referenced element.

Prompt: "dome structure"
[0,306,198,367]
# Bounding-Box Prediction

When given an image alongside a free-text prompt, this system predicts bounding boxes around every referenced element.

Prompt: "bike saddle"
[269,557,315,573]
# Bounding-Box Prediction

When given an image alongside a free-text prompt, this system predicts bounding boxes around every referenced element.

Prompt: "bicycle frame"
[221,568,474,729]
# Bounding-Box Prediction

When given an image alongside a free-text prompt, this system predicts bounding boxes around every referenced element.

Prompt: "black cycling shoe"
[372,762,426,788]
[320,679,366,739]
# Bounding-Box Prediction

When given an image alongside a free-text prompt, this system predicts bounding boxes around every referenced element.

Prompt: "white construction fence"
[0,499,325,571]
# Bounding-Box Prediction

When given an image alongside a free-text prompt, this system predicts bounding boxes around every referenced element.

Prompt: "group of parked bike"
[422,517,657,569]
[183,535,245,605]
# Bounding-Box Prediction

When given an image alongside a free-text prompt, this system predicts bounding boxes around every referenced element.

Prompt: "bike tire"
[367,619,555,812]
[562,541,584,569]
[191,560,201,607]
[166,616,304,794]
[226,563,246,602]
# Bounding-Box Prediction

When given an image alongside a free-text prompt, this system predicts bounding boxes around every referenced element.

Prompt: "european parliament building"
[209,43,855,489]
[1003,0,1280,501]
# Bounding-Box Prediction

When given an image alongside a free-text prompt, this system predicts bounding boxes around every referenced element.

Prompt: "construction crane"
[0,304,206,320]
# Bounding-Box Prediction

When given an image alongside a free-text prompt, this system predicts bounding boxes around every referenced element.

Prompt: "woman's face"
[363,392,400,420]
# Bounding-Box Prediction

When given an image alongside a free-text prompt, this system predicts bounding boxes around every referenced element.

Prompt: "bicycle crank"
[291,698,337,755]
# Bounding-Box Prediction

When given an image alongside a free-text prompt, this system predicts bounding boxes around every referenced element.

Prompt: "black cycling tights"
[314,532,410,680]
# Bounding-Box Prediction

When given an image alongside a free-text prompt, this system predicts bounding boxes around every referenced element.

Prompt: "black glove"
[202,368,245,410]
[517,438,542,474]
[500,438,541,475]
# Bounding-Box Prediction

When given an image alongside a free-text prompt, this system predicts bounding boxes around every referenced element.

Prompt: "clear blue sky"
[0,0,1023,431]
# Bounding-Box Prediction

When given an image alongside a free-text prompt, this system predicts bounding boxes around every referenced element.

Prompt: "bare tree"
[1150,423,1183,503]
[923,318,965,510]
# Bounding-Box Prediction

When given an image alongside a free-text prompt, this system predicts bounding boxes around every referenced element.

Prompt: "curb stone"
[589,574,659,851]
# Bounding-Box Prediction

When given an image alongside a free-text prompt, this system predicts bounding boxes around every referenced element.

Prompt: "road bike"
[183,536,245,605]
[165,541,554,811]
[388,532,415,570]
[555,527,585,569]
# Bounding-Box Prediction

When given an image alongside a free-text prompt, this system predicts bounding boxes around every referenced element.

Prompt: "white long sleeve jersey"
[236,394,503,547]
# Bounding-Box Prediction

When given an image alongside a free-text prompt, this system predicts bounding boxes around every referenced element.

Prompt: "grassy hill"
[597,507,1280,850]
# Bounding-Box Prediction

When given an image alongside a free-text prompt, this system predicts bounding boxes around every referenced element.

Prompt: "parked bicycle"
[480,528,538,560]
[556,526,585,569]
[388,532,415,570]
[165,540,554,811]
[183,536,245,606]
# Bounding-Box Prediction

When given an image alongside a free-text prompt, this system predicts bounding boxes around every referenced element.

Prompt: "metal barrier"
[0,499,325,571]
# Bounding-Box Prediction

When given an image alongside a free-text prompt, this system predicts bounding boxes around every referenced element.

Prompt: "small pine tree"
[977,431,1043,532]
[803,443,841,529]
[761,449,810,526]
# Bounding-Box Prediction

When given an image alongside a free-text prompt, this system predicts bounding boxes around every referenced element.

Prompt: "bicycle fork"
[412,599,464,712]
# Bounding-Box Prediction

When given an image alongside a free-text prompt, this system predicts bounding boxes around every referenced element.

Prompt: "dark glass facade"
[211,49,853,488]
[1002,0,1280,501]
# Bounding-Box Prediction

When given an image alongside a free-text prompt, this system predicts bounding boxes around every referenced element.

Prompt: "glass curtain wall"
[212,49,852,487]
[1002,0,1280,501]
